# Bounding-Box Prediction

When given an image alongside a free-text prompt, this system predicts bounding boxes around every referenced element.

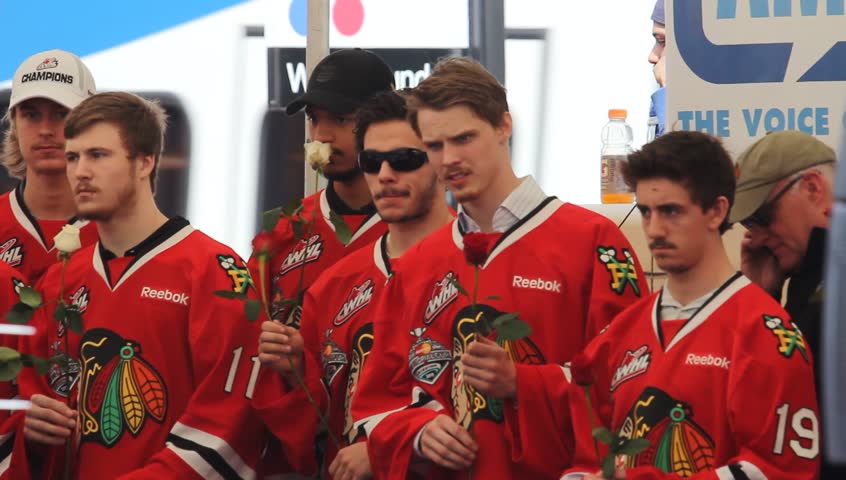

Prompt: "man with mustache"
[254,91,454,480]
[351,57,646,479]
[1,49,99,281]
[3,92,265,479]
[513,132,819,479]
[248,49,393,330]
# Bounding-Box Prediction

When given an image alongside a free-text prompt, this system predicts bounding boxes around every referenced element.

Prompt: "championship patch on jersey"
[597,246,641,297]
[279,234,324,276]
[344,322,374,444]
[408,327,450,386]
[423,271,460,325]
[334,278,374,326]
[217,254,255,294]
[764,315,809,362]
[0,237,23,267]
[610,345,651,392]
[618,386,716,474]
[78,328,168,448]
[321,329,348,387]
[48,341,81,398]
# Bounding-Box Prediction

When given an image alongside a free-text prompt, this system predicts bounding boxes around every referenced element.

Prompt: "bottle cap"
[608,109,627,119]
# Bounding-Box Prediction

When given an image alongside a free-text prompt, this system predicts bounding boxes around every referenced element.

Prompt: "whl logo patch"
[610,345,651,392]
[334,279,374,326]
[0,238,23,267]
[280,234,324,275]
[424,272,459,325]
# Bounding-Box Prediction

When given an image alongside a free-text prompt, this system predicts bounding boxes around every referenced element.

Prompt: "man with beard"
[249,48,393,330]
[2,92,264,479]
[1,49,99,282]
[253,91,454,480]
[351,57,646,479]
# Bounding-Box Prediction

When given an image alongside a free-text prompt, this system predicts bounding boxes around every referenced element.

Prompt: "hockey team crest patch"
[217,254,255,294]
[279,234,324,276]
[408,327,450,385]
[321,329,348,387]
[344,322,374,443]
[610,345,651,392]
[78,328,168,448]
[618,386,716,474]
[57,285,91,338]
[334,279,374,326]
[423,271,460,325]
[764,315,809,362]
[597,246,641,296]
[0,238,23,267]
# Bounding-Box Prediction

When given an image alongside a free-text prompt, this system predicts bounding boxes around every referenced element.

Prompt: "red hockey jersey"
[248,187,385,328]
[253,234,392,477]
[352,198,647,480]
[0,185,98,282]
[0,218,265,479]
[546,275,820,479]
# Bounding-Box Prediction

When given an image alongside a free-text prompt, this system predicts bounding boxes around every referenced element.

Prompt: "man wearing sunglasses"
[351,58,646,480]
[253,91,453,480]
[730,130,841,479]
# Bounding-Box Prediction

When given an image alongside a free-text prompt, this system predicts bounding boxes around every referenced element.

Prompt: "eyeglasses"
[358,148,428,174]
[741,175,803,228]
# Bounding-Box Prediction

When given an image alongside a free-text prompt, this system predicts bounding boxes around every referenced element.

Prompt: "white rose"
[53,225,82,254]
[304,141,331,171]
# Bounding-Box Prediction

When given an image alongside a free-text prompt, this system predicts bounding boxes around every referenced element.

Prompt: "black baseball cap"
[285,48,394,115]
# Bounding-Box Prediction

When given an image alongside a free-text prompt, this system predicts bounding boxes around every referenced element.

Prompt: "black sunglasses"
[358,148,428,174]
[741,175,803,228]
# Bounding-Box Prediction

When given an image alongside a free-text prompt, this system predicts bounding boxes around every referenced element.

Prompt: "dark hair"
[354,90,409,152]
[406,57,508,135]
[64,92,167,192]
[623,131,736,233]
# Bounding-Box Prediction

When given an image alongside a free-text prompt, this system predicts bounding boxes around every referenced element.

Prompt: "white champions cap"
[8,49,96,112]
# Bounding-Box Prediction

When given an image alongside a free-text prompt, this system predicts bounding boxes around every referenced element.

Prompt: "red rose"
[463,232,498,266]
[252,231,274,255]
[569,352,595,387]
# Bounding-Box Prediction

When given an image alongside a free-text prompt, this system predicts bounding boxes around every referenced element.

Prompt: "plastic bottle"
[601,109,634,204]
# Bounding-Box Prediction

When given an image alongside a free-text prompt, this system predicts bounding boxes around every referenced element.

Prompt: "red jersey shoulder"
[732,282,811,365]
[309,239,380,294]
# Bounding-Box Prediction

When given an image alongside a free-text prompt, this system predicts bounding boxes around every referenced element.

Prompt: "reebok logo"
[140,287,189,306]
[685,353,730,370]
[512,275,561,293]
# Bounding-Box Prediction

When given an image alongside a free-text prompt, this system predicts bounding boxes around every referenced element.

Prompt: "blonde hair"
[1,110,26,179]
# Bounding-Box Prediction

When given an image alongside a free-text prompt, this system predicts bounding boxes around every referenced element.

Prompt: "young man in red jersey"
[249,49,394,329]
[254,91,454,480]
[1,49,98,282]
[350,57,646,480]
[2,92,264,479]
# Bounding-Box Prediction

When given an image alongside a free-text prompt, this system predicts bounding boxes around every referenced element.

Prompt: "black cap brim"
[285,88,362,116]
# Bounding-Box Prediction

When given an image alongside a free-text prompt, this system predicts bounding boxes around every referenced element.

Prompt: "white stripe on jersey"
[715,461,768,480]
[354,386,445,438]
[166,421,256,480]
[0,432,14,475]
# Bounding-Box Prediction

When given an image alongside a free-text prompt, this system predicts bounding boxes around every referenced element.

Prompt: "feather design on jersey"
[79,328,169,448]
[497,336,545,365]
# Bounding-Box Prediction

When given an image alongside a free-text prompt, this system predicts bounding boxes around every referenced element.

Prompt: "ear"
[801,169,826,205]
[137,153,156,182]
[496,112,513,145]
[707,196,730,232]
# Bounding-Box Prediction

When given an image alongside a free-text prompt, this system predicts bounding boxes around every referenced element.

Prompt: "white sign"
[666,0,846,155]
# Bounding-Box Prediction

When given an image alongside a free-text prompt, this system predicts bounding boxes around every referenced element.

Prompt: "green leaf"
[601,453,616,480]
[262,207,283,232]
[485,295,501,301]
[53,302,67,322]
[50,355,71,371]
[495,317,533,341]
[329,211,352,246]
[614,437,650,456]
[18,286,42,308]
[448,276,469,297]
[491,312,520,327]
[0,347,23,381]
[20,354,52,375]
[213,290,247,300]
[244,299,262,321]
[5,303,34,324]
[292,218,305,240]
[592,427,615,446]
[281,199,303,218]
[66,309,84,335]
